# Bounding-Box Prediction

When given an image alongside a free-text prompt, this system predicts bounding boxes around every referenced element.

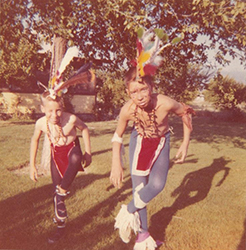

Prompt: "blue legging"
[127,128,170,231]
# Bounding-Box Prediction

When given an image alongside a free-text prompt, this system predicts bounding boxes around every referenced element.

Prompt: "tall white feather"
[57,46,79,76]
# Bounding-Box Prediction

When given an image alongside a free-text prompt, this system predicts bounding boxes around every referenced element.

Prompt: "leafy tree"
[204,73,246,110]
[1,0,246,108]
[26,0,246,68]
[0,0,46,90]
[155,63,213,102]
[94,70,128,120]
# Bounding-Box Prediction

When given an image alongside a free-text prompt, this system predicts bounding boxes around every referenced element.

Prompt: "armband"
[179,103,196,131]
[111,132,123,144]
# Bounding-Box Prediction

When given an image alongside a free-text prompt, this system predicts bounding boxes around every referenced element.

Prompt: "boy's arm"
[169,99,195,163]
[110,107,128,189]
[30,121,42,181]
[74,116,92,167]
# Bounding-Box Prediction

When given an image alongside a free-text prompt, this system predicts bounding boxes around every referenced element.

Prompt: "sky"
[197,35,245,84]
[220,58,245,84]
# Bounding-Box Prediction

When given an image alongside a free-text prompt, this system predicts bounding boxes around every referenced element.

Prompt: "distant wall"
[0,92,95,115]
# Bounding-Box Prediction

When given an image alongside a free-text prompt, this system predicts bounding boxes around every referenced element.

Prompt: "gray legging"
[127,128,170,231]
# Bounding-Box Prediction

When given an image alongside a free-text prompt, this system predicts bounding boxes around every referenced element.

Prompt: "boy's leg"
[48,159,67,243]
[53,141,83,222]
[135,133,170,207]
[49,140,83,243]
[60,139,83,191]
[128,132,170,248]
[127,175,148,232]
[129,132,170,213]
[50,158,68,222]
[114,130,146,243]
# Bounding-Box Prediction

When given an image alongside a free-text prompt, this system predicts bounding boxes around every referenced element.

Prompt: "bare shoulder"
[120,100,135,119]
[156,94,178,111]
[35,116,46,131]
[63,112,77,123]
[63,112,86,130]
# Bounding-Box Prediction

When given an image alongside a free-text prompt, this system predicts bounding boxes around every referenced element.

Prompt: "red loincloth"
[51,141,83,177]
[132,135,166,176]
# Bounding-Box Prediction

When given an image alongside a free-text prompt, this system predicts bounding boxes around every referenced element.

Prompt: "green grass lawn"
[0,115,245,250]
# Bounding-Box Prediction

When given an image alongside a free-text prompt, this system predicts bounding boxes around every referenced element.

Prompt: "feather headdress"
[38,46,95,99]
[131,27,181,78]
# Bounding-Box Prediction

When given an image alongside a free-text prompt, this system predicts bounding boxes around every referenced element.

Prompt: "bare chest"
[45,121,76,146]
[131,106,169,138]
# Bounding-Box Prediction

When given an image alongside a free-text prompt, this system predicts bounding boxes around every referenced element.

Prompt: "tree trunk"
[49,35,67,80]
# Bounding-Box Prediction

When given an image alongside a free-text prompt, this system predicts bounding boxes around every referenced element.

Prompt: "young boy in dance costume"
[110,28,195,250]
[30,90,91,243]
[30,49,94,243]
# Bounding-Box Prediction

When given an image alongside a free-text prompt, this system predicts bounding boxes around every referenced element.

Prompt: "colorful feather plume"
[38,46,95,99]
[48,46,79,90]
[53,64,95,94]
[132,27,181,78]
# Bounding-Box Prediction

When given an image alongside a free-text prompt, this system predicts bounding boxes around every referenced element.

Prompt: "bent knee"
[149,180,166,194]
[69,152,82,164]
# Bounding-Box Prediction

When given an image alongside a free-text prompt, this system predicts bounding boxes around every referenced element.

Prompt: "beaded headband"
[131,27,181,79]
[38,46,95,99]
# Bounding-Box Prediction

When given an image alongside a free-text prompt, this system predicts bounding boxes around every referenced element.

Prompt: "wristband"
[111,132,123,143]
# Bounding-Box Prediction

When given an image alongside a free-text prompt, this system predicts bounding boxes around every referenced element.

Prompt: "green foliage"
[27,0,246,69]
[156,63,212,102]
[204,73,246,111]
[0,36,47,89]
[190,0,246,66]
[0,0,47,89]
[1,0,246,101]
[94,70,128,120]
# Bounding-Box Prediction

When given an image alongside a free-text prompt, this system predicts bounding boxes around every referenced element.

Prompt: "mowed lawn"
[0,115,245,250]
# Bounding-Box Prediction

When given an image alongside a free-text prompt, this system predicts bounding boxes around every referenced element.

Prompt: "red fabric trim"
[136,137,161,171]
[180,103,196,131]
[52,142,75,177]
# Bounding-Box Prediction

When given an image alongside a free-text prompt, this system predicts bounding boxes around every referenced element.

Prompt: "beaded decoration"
[46,119,66,147]
[133,105,158,138]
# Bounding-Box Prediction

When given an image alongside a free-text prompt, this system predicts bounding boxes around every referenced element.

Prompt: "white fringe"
[114,205,140,243]
[40,134,51,175]
[134,235,157,250]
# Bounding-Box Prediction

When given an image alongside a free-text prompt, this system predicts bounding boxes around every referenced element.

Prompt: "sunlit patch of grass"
[0,117,245,250]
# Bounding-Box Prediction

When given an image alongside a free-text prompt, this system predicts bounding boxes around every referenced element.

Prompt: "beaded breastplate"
[133,104,158,138]
[46,119,66,146]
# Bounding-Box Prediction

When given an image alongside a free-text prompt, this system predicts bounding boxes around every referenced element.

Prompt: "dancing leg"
[60,139,83,191]
[128,131,170,249]
[49,139,83,243]
[128,131,170,214]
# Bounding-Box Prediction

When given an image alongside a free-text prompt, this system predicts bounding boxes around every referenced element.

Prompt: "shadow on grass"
[91,143,129,157]
[150,157,231,242]
[170,116,246,149]
[62,175,133,250]
[0,171,134,250]
[237,218,246,250]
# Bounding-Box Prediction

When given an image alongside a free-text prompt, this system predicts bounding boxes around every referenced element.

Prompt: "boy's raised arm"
[110,107,128,189]
[170,100,195,163]
[74,116,92,167]
[30,121,42,181]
